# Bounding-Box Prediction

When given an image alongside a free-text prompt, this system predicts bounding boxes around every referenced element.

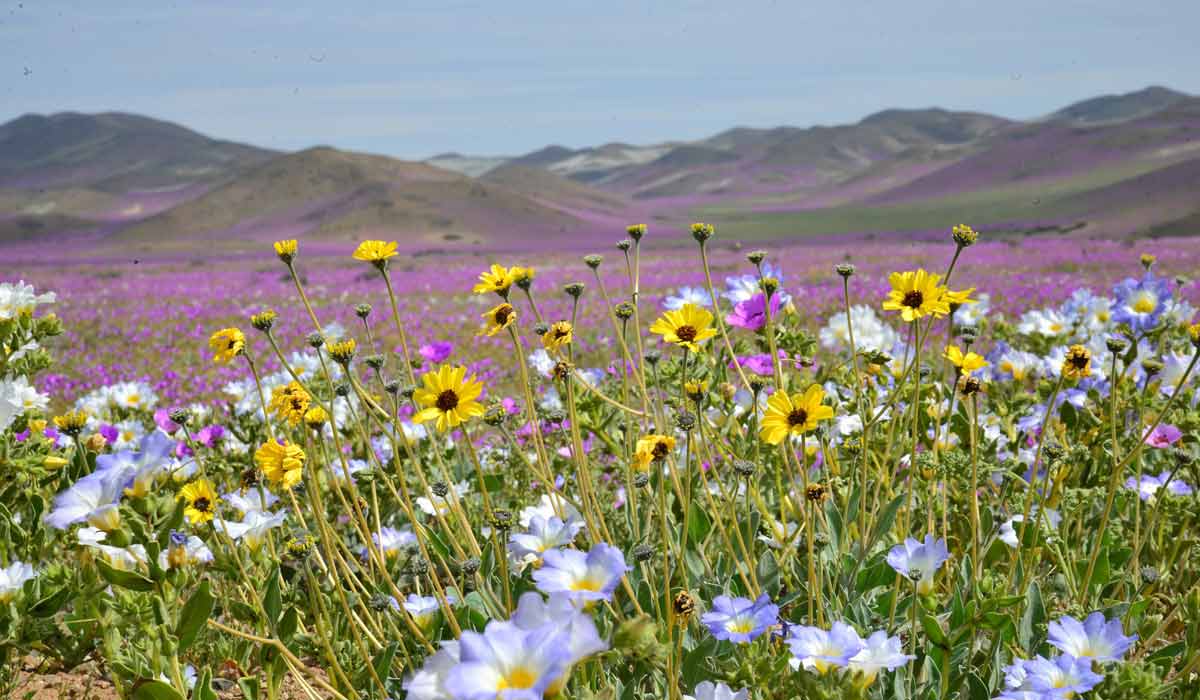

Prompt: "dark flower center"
[436,390,459,411]
[1069,353,1089,368]
[787,408,809,427]
[194,497,211,513]
[902,290,924,309]
[651,440,671,460]
[494,306,513,325]
[227,339,237,349]
[554,326,570,339]
[675,325,698,342]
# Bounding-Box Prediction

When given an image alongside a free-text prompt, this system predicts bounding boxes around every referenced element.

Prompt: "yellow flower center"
[570,576,604,592]
[725,618,754,635]
[1132,292,1157,314]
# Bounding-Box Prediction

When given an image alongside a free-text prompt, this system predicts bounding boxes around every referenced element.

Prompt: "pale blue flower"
[700,593,778,643]
[404,594,442,630]
[215,510,287,551]
[508,515,585,566]
[508,591,608,665]
[886,534,949,594]
[788,621,864,673]
[402,640,460,700]
[1047,612,1137,663]
[443,622,569,700]
[532,542,629,603]
[1112,273,1171,332]
[997,654,1102,699]
[663,286,712,310]
[45,465,130,531]
[848,630,914,687]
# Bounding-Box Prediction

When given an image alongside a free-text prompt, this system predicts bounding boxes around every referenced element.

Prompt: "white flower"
[519,493,582,528]
[0,561,36,602]
[528,348,556,376]
[1017,308,1072,337]
[107,381,157,410]
[216,511,288,551]
[684,681,749,700]
[663,286,712,310]
[0,280,55,319]
[402,640,459,700]
[223,488,280,515]
[1,375,49,431]
[820,304,900,354]
[417,481,471,517]
[848,631,914,688]
[999,508,1062,548]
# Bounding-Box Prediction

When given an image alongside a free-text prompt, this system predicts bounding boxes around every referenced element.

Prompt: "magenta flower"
[419,341,453,364]
[731,351,787,376]
[725,293,782,332]
[1142,423,1181,448]
[154,408,181,435]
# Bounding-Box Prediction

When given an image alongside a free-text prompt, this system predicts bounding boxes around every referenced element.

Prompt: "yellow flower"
[352,239,398,263]
[542,320,573,350]
[52,410,89,436]
[256,440,306,489]
[179,479,220,524]
[473,264,517,296]
[951,224,978,247]
[944,345,988,375]
[649,303,718,352]
[478,303,517,337]
[882,269,951,322]
[327,338,357,365]
[634,434,676,471]
[273,239,298,263]
[944,287,977,307]
[1189,322,1200,347]
[209,327,246,364]
[304,405,328,429]
[1062,345,1092,379]
[269,381,311,427]
[760,384,834,445]
[684,380,708,402]
[413,364,486,432]
[511,266,536,287]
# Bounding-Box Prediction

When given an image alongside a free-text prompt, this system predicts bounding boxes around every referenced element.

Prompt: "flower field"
[3,226,1200,700]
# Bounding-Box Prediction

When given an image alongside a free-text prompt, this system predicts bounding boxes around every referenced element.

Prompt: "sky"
[4,1,1198,159]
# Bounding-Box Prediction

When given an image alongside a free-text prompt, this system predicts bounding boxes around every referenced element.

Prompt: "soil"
[9,660,335,700]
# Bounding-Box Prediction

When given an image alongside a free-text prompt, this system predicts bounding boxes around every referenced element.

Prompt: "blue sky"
[4,1,1197,159]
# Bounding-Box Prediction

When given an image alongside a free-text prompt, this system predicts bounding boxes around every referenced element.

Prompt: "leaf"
[278,606,298,644]
[131,680,184,700]
[967,671,990,700]
[921,613,949,648]
[372,641,399,682]
[1147,640,1185,663]
[872,495,905,544]
[176,580,214,653]
[1019,582,1044,651]
[97,558,155,592]
[686,501,711,545]
[28,585,72,618]
[756,550,780,597]
[262,566,281,627]
[193,669,218,700]
[237,677,260,700]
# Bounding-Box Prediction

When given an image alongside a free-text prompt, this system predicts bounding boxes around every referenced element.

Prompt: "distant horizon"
[4,82,1192,163]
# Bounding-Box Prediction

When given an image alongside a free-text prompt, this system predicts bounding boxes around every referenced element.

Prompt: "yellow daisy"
[478,303,517,337]
[542,320,573,350]
[882,269,952,322]
[352,239,398,262]
[209,327,246,364]
[1062,345,1092,379]
[413,364,486,432]
[473,264,517,296]
[179,479,220,524]
[256,439,306,489]
[944,345,988,375]
[944,287,977,307]
[760,384,834,445]
[269,381,311,427]
[649,303,718,352]
[634,434,676,471]
[273,239,298,263]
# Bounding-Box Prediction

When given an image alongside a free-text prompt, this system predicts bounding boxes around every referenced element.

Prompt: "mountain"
[108,147,632,253]
[1,85,1197,257]
[0,112,275,191]
[1046,86,1191,126]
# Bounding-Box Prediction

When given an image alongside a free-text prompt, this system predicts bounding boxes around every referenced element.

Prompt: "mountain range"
[1,85,1197,258]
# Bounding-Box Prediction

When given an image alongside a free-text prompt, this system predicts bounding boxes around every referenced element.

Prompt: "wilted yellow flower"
[1140,253,1156,270]
[944,345,988,375]
[413,364,486,432]
[882,269,951,322]
[304,405,329,429]
[179,479,220,524]
[473,264,517,296]
[951,224,978,247]
[1062,345,1092,379]
[269,381,311,427]
[542,320,573,350]
[634,434,676,471]
[250,309,277,332]
[256,440,306,489]
[478,303,517,337]
[944,287,977,307]
[209,327,246,364]
[511,266,536,288]
[352,240,398,263]
[273,239,298,263]
[760,384,834,445]
[327,338,357,365]
[684,380,707,402]
[650,303,717,352]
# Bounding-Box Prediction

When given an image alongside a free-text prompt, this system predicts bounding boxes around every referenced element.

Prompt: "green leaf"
[686,501,711,545]
[237,677,260,700]
[176,580,214,653]
[262,566,281,627]
[193,669,218,700]
[97,558,155,592]
[757,550,780,597]
[921,613,949,647]
[28,585,72,618]
[1019,582,1044,651]
[1147,640,1185,663]
[967,672,990,700]
[872,495,905,544]
[131,680,184,700]
[278,606,298,644]
[372,641,399,682]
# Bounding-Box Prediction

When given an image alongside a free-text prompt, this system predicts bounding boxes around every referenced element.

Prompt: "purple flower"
[154,408,181,435]
[419,341,453,364]
[98,424,119,444]
[700,593,778,643]
[532,542,629,603]
[1047,612,1137,663]
[731,351,786,377]
[1142,423,1181,448]
[1125,471,1193,501]
[725,293,782,332]
[886,535,949,594]
[195,424,226,448]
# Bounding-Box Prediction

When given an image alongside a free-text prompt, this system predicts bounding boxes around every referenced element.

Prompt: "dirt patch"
[9,662,336,700]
